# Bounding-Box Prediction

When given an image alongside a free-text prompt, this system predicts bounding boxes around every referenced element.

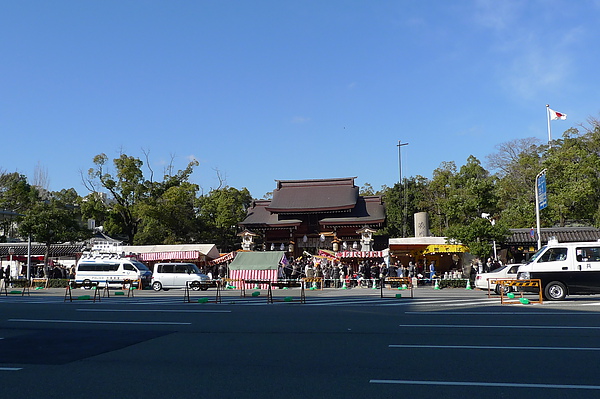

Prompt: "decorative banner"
[335,251,383,258]
[537,173,547,210]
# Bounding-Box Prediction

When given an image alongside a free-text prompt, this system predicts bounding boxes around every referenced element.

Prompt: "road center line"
[389,344,600,351]
[8,319,191,325]
[0,368,22,371]
[406,311,578,315]
[76,309,231,313]
[369,379,600,390]
[399,324,600,330]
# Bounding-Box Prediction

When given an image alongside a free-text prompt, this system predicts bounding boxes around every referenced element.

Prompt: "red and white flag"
[549,108,567,120]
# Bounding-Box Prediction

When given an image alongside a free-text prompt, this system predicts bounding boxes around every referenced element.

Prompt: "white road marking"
[406,311,581,315]
[369,379,600,390]
[0,367,22,371]
[8,319,191,325]
[77,309,231,313]
[399,324,600,330]
[389,344,600,351]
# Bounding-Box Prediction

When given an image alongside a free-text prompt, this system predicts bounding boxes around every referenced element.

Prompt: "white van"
[75,253,152,288]
[151,263,210,291]
[517,239,600,300]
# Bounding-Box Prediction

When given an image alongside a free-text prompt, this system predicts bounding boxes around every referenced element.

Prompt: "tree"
[196,186,252,251]
[382,176,429,238]
[85,153,201,244]
[85,153,147,243]
[19,191,90,276]
[445,216,510,260]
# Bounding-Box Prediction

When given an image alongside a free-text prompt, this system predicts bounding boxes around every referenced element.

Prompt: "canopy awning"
[138,251,203,262]
[422,244,468,254]
[228,251,285,271]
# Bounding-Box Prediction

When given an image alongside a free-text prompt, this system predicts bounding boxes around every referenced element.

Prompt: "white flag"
[549,108,567,120]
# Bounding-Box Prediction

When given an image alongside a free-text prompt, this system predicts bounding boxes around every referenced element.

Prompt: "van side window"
[576,247,600,262]
[539,248,568,262]
[174,265,187,273]
[159,264,174,273]
[124,264,135,271]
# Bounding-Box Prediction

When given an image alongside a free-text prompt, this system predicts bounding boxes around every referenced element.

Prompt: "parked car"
[517,239,600,300]
[475,264,521,294]
[151,263,210,291]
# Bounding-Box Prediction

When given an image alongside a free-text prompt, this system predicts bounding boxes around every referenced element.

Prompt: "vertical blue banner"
[537,173,547,210]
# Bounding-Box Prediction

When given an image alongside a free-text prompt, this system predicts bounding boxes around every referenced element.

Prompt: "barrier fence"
[382,277,414,298]
[489,278,543,305]
[184,280,222,303]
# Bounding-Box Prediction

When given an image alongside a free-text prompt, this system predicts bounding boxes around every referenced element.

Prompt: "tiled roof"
[0,243,86,257]
[319,196,385,226]
[507,227,600,245]
[266,177,359,213]
[239,200,302,227]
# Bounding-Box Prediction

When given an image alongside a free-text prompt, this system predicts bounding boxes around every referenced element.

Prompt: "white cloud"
[471,0,582,100]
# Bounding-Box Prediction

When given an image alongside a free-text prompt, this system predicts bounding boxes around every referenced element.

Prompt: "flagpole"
[546,104,552,148]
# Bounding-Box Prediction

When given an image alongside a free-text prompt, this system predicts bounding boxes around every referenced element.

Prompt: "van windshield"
[525,246,547,264]
[188,264,201,273]
[131,260,150,272]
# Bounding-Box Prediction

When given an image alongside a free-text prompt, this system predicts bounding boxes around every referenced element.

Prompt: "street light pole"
[481,213,497,260]
[397,141,409,237]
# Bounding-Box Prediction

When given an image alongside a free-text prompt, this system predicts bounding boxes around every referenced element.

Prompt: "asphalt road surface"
[1,286,600,399]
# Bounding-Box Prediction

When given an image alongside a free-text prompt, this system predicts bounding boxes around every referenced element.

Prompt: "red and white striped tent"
[121,244,220,263]
[228,251,286,289]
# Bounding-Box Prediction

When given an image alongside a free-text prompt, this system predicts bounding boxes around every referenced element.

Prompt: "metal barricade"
[382,277,414,298]
[490,278,543,305]
[184,280,221,303]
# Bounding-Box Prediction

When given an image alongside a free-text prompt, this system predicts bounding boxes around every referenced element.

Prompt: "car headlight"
[518,271,530,280]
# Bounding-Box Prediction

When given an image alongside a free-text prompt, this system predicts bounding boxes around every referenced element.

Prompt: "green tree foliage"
[196,186,253,252]
[18,190,90,275]
[0,172,38,213]
[85,153,201,244]
[445,217,510,259]
[489,138,542,228]
[382,176,429,238]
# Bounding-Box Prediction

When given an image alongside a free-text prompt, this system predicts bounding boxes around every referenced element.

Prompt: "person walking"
[429,261,435,280]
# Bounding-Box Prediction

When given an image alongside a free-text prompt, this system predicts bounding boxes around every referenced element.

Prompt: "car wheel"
[494,284,509,295]
[544,281,567,301]
[82,279,92,290]
[152,281,162,291]
[191,285,201,291]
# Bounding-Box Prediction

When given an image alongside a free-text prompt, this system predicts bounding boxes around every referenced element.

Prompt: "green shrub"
[438,279,468,289]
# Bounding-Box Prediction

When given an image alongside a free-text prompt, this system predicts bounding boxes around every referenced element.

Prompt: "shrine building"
[239,177,386,259]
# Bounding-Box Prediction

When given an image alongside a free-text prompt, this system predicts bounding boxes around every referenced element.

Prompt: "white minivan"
[75,254,153,288]
[517,239,600,300]
[151,263,210,291]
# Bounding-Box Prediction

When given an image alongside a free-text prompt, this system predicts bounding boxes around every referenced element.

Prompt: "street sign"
[537,173,547,210]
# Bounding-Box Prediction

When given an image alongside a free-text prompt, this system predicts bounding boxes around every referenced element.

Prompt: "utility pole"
[397,141,409,237]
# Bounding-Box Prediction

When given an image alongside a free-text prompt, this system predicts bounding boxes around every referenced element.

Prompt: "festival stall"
[227,251,286,289]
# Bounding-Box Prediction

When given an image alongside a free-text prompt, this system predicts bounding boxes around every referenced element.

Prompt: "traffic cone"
[371,279,377,289]
[465,280,472,290]
[342,280,348,290]
[254,284,260,290]
[434,279,440,290]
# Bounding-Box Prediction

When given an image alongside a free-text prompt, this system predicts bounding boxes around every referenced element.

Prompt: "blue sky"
[2,0,599,200]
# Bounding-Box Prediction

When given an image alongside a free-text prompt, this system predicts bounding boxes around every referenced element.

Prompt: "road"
[1,286,600,398]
